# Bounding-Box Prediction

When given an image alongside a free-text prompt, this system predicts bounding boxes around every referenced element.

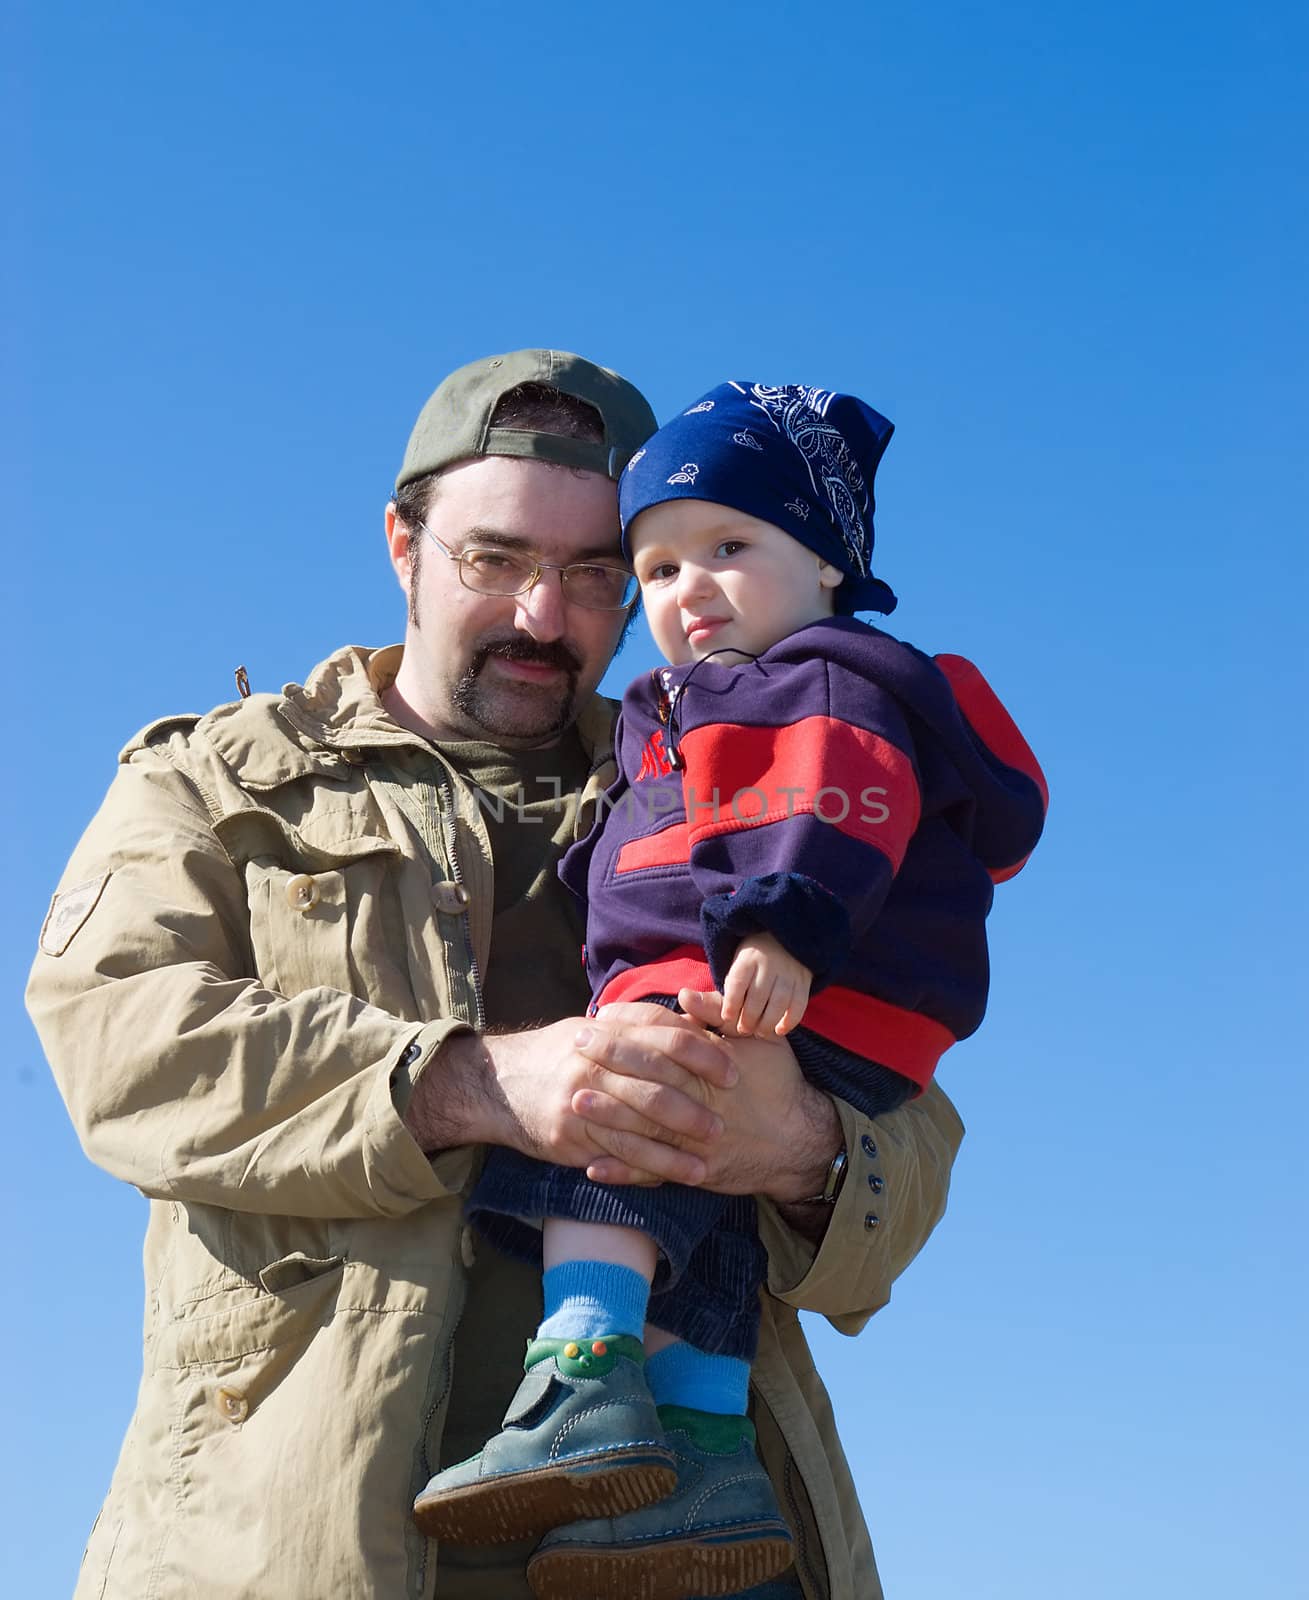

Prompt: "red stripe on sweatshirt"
[934,654,1047,882]
[597,946,954,1090]
[676,716,920,871]
[933,654,1049,807]
[615,822,691,874]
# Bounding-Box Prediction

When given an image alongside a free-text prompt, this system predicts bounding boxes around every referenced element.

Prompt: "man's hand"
[574,992,842,1204]
[403,1010,736,1186]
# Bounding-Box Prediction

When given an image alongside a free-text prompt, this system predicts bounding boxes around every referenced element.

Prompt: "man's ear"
[817,560,844,590]
[385,502,413,593]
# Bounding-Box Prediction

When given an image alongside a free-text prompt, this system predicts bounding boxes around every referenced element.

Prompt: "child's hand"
[706,933,811,1038]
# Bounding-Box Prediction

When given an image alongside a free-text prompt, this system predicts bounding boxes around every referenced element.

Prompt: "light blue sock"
[645,1340,751,1415]
[537,1260,650,1342]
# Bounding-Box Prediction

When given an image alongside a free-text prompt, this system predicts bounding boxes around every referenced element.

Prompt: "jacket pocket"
[146,1257,442,1599]
[241,843,401,1002]
[214,804,402,1002]
[246,860,351,997]
[156,1251,346,1382]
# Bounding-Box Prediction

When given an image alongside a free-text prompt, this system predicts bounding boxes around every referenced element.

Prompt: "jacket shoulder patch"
[40,872,112,956]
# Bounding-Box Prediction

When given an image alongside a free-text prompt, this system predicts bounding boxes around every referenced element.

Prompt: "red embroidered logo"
[636,729,674,780]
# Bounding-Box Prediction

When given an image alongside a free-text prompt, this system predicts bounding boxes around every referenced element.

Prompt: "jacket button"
[868,1175,884,1195]
[431,880,470,915]
[216,1386,249,1424]
[285,873,320,912]
[860,1135,877,1158]
[864,1212,880,1231]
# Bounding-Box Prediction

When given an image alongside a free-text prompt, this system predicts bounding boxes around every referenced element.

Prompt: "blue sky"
[3,2,1305,1594]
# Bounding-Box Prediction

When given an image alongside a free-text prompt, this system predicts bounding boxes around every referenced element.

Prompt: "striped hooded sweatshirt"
[559,616,1048,1093]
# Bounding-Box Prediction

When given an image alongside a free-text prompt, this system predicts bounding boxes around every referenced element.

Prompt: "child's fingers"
[756,982,792,1038]
[774,1006,798,1035]
[774,972,812,1035]
[677,987,729,1030]
[721,964,751,1028]
[762,965,808,1035]
[736,969,772,1036]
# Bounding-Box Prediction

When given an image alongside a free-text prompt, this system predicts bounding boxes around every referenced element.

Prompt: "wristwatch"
[796,1146,848,1206]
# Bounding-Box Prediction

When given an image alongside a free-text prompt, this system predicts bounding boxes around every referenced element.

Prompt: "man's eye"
[465,549,521,574]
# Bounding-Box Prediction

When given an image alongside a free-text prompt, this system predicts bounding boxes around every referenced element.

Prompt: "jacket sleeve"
[26,745,477,1218]
[674,655,922,988]
[756,1080,964,1330]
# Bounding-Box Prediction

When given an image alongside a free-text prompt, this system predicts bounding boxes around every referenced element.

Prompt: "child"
[414,382,1047,1600]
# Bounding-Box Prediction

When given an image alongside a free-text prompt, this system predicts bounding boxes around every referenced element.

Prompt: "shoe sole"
[526,1523,794,1600]
[413,1449,676,1545]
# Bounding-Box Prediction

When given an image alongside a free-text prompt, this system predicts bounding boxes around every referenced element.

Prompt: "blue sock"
[645,1341,751,1415]
[537,1261,650,1342]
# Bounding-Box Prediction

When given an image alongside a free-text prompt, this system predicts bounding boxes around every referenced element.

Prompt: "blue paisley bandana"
[619,381,897,615]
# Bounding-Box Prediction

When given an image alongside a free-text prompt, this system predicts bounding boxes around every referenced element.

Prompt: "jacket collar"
[198,644,617,792]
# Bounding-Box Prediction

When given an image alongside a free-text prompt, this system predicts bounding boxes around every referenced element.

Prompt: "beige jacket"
[27,645,964,1600]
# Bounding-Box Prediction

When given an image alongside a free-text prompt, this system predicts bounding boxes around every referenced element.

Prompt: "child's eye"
[644,561,679,583]
[714,539,747,558]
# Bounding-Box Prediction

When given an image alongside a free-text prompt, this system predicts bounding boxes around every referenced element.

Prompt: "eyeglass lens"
[460,548,635,609]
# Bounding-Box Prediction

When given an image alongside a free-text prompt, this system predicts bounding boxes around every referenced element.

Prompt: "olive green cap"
[395,349,657,491]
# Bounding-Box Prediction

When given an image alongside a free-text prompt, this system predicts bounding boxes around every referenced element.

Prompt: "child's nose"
[676,563,714,605]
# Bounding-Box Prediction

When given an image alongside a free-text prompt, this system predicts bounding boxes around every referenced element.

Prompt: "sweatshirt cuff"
[700,872,852,991]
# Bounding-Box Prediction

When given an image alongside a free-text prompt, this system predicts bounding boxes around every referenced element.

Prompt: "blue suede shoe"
[526,1405,794,1600]
[413,1335,676,1546]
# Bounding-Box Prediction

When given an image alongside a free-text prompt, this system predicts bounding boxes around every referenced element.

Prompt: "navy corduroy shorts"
[467,1011,914,1359]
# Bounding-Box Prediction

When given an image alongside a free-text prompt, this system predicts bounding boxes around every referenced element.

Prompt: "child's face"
[628,499,844,665]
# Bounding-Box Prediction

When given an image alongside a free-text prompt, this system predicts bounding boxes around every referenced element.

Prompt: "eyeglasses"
[419,523,638,611]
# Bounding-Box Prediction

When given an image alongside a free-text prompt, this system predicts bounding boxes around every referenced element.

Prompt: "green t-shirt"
[431,730,596,1596]
[436,730,594,1027]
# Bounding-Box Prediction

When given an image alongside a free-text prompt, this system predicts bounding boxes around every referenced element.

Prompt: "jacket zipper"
[436,780,486,1032]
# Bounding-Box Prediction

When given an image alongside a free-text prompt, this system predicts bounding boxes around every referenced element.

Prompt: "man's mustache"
[472,636,582,676]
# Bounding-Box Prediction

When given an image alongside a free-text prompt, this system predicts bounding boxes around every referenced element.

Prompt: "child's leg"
[413,1208,674,1547]
[465,1145,725,1286]
[414,1160,731,1553]
[526,1212,795,1600]
[643,1324,751,1419]
[537,1217,656,1342]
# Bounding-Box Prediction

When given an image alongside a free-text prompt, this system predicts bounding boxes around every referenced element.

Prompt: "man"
[27,350,964,1600]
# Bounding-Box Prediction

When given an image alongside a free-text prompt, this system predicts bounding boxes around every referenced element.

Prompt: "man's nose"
[512,570,567,642]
